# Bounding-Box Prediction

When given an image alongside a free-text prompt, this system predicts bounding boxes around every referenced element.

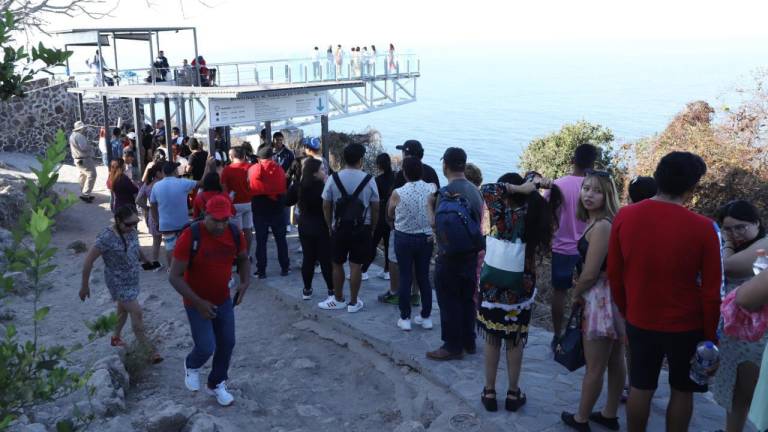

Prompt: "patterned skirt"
[582,276,625,341]
[477,289,535,349]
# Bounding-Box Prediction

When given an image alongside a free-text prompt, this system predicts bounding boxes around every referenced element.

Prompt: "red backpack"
[247,159,286,199]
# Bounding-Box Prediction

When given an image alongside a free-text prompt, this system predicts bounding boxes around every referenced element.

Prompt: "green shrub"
[519,121,618,180]
[0,130,81,429]
[85,313,118,342]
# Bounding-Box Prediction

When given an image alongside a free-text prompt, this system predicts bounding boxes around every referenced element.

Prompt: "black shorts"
[331,226,372,265]
[626,322,707,393]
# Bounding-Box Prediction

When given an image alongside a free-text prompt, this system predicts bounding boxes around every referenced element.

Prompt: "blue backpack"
[434,188,484,257]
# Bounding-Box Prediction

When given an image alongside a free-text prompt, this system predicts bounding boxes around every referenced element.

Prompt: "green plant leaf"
[34,306,49,322]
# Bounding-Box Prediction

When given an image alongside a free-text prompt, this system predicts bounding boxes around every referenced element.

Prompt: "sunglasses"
[585,169,611,178]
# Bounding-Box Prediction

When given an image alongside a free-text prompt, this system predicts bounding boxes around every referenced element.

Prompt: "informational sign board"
[208,91,328,127]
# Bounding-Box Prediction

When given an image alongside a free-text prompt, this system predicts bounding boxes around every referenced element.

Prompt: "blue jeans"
[434,254,478,354]
[185,297,235,387]
[253,210,289,274]
[395,231,433,320]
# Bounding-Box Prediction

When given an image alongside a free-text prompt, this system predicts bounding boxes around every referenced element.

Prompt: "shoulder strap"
[228,222,241,255]
[332,172,349,197]
[189,222,201,270]
[350,174,372,200]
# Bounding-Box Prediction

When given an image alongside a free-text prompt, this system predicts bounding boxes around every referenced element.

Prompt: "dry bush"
[618,99,768,219]
[326,128,385,174]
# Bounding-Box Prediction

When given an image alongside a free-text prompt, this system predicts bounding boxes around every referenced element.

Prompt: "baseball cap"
[162,161,180,175]
[395,140,423,158]
[441,147,467,171]
[303,137,321,151]
[205,195,234,220]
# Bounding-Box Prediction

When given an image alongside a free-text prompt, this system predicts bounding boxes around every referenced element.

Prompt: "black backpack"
[332,172,372,233]
[187,221,241,270]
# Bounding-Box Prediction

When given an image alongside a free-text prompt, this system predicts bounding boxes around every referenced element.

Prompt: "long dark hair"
[298,158,323,213]
[717,200,766,252]
[107,159,125,189]
[497,173,554,256]
[145,161,164,184]
[202,172,223,192]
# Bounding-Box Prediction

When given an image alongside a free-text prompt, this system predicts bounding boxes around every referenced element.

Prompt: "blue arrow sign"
[317,97,325,112]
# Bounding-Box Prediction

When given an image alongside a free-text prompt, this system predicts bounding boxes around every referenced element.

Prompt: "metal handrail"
[55,53,420,88]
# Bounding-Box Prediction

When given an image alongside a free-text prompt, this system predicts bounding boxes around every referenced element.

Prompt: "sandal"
[481,388,497,412]
[110,336,126,347]
[505,388,527,412]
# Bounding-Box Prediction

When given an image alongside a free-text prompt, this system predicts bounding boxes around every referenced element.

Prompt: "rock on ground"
[393,421,426,432]
[86,355,131,417]
[145,401,197,432]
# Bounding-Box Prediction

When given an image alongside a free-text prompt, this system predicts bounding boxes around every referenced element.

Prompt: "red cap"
[205,195,234,220]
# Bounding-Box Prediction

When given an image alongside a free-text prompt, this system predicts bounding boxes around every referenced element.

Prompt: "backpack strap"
[332,172,349,197]
[228,222,241,255]
[350,174,372,200]
[188,222,201,271]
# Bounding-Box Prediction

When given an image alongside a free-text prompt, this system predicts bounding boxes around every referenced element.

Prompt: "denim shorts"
[162,232,180,252]
[551,252,581,290]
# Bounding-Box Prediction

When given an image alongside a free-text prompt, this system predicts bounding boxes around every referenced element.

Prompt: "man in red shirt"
[169,195,250,407]
[221,146,253,254]
[608,152,722,432]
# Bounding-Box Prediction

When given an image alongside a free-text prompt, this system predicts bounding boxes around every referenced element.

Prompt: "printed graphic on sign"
[208,91,329,127]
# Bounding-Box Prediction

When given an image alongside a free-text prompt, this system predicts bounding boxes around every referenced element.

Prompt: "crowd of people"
[69,119,768,431]
[313,43,399,79]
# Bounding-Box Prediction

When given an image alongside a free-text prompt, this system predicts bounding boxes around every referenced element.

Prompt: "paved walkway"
[256,232,729,432]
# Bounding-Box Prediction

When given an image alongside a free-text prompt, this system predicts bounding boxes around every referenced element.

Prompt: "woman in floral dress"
[477,173,554,412]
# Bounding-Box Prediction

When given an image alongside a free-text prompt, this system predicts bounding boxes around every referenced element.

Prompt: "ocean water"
[302,41,768,181]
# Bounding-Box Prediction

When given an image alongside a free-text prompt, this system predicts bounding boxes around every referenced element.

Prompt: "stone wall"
[0,81,135,157]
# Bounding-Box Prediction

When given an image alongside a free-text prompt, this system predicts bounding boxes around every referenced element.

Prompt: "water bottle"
[753,249,768,275]
[689,341,720,386]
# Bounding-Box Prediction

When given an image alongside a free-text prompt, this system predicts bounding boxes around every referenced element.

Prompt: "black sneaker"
[588,412,619,431]
[561,412,591,432]
[281,269,290,277]
[254,271,266,279]
[377,291,399,305]
[141,262,154,271]
[302,288,313,300]
[152,261,162,269]
[79,195,92,203]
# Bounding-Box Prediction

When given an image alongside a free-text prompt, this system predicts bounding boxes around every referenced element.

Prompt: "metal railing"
[57,53,420,88]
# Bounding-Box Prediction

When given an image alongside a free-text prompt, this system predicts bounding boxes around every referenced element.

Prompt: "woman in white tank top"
[387,158,437,331]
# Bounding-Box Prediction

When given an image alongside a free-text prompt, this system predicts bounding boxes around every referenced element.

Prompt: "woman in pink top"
[549,144,598,350]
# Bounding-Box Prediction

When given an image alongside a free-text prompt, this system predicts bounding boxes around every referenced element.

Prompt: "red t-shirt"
[173,223,246,307]
[607,199,722,340]
[221,161,252,204]
[192,191,235,219]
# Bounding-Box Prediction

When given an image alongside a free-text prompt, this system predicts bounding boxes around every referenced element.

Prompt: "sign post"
[208,91,329,128]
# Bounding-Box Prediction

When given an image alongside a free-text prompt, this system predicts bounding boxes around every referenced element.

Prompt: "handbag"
[555,304,586,372]
[721,287,768,342]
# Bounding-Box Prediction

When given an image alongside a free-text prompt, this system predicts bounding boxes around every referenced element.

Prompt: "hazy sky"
[37,0,768,52]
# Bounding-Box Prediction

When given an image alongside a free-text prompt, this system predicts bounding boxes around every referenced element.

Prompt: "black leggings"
[299,231,333,295]
[362,223,390,273]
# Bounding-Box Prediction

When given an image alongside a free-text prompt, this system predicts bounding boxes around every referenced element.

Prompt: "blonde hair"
[576,173,620,222]
[465,163,483,187]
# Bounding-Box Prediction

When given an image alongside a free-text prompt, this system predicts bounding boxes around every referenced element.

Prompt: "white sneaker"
[382,272,390,281]
[205,381,234,406]
[347,299,364,313]
[361,272,369,281]
[397,318,412,331]
[413,316,433,330]
[184,363,200,391]
[318,296,347,310]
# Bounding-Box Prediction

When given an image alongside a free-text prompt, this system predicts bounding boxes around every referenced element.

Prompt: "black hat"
[396,140,424,158]
[441,147,467,171]
[162,161,180,175]
[257,145,274,159]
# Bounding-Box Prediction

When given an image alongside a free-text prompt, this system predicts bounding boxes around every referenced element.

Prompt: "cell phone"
[233,290,241,306]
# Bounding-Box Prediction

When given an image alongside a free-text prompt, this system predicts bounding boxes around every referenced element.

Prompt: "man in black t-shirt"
[186,138,209,181]
[393,140,440,189]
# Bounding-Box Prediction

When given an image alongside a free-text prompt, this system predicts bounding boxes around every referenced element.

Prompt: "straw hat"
[73,121,85,131]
